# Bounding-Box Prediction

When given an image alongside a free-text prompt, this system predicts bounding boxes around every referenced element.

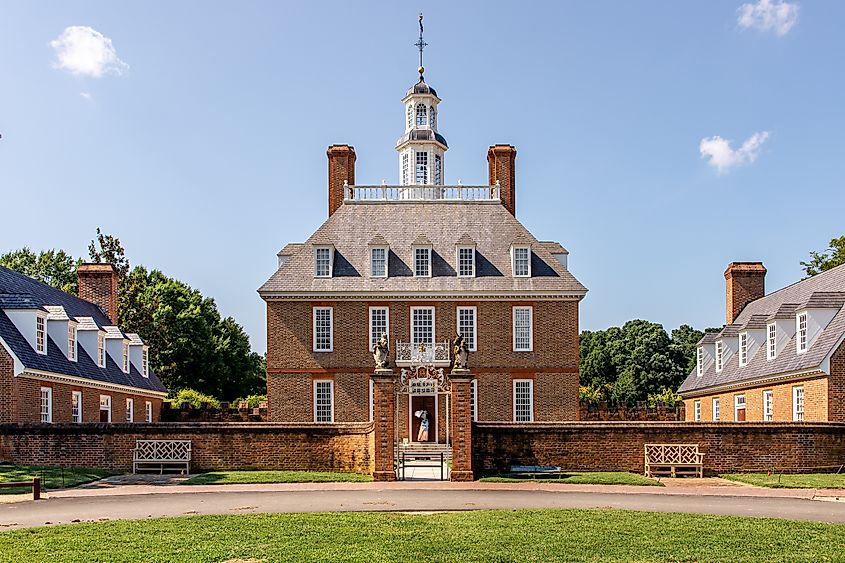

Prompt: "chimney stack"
[77,263,120,325]
[327,144,356,217]
[487,145,517,216]
[724,262,766,324]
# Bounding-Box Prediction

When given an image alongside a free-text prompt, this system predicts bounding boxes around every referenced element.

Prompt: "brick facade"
[830,341,845,422]
[487,144,517,216]
[77,263,120,324]
[724,262,766,324]
[327,145,356,217]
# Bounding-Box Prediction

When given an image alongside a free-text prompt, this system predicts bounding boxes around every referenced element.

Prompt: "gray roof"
[258,202,587,298]
[679,263,845,396]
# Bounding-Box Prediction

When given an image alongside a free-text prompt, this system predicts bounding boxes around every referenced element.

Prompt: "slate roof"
[0,266,167,393]
[679,263,845,396]
[258,202,587,297]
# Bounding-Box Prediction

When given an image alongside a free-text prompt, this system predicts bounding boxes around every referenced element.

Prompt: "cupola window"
[415,151,428,184]
[434,154,442,185]
[416,103,427,126]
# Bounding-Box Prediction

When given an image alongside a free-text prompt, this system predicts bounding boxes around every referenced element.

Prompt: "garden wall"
[473,422,845,475]
[0,422,374,474]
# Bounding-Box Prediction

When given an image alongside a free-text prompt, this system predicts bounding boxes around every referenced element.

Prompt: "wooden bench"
[133,440,192,474]
[644,444,704,478]
[509,465,564,478]
[0,478,41,500]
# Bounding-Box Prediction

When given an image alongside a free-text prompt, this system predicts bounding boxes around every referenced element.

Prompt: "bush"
[232,394,266,409]
[647,387,682,408]
[168,388,220,409]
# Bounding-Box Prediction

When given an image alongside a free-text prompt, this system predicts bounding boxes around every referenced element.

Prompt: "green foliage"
[646,387,682,408]
[0,464,115,494]
[168,389,221,409]
[580,320,705,404]
[233,394,267,409]
[88,227,130,278]
[0,248,79,293]
[722,473,845,489]
[578,385,609,405]
[802,235,845,277]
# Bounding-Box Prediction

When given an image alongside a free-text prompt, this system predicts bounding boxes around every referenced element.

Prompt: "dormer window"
[739,332,748,367]
[371,247,388,278]
[797,312,808,353]
[122,341,129,373]
[97,332,106,368]
[416,103,427,126]
[142,347,149,377]
[767,323,777,360]
[35,315,46,355]
[314,247,333,278]
[715,340,724,373]
[457,247,475,278]
[512,246,531,277]
[696,347,703,376]
[67,325,77,362]
[414,247,431,277]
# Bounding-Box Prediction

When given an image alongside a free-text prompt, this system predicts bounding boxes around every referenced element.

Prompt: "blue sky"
[1,1,843,353]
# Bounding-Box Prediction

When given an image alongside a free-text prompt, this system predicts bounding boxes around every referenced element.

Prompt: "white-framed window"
[470,379,478,422]
[97,332,106,368]
[767,323,777,360]
[145,400,153,423]
[414,247,431,277]
[797,313,808,353]
[513,379,534,422]
[434,154,442,185]
[142,348,149,377]
[35,315,46,354]
[402,152,409,184]
[312,307,333,352]
[793,385,804,421]
[314,380,334,423]
[693,400,701,422]
[457,306,477,351]
[67,325,77,361]
[735,394,747,422]
[406,105,413,129]
[739,332,748,367]
[72,391,82,423]
[126,398,134,422]
[369,379,374,422]
[100,395,112,423]
[415,151,428,184]
[696,347,703,376]
[411,307,434,347]
[763,390,773,421]
[512,306,533,352]
[415,103,427,126]
[430,105,436,129]
[713,397,720,421]
[715,340,724,373]
[40,386,52,423]
[512,246,531,277]
[122,341,130,373]
[369,306,389,350]
[370,247,388,278]
[457,247,475,278]
[314,247,332,278]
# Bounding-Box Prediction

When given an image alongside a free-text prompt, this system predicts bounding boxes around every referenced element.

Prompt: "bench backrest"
[134,439,192,462]
[644,444,701,464]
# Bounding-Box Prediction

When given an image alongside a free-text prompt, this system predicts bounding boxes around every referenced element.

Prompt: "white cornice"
[260,290,587,302]
[680,367,827,399]
[18,369,168,398]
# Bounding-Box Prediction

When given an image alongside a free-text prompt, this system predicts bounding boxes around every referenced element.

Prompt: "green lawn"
[0,464,114,495]
[722,472,845,489]
[1,509,844,562]
[183,470,373,485]
[479,471,662,486]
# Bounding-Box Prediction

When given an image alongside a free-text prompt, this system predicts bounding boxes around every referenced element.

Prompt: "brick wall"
[473,422,845,475]
[830,341,845,422]
[77,263,119,324]
[327,145,356,217]
[724,262,766,324]
[579,402,685,421]
[683,375,828,422]
[0,422,373,474]
[487,145,517,216]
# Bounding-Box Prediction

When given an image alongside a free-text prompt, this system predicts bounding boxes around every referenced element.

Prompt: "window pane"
[415,151,428,184]
[514,307,532,351]
[315,381,333,422]
[415,248,430,277]
[514,380,532,422]
[458,307,476,351]
[370,308,388,349]
[411,308,434,346]
[458,247,474,277]
[315,248,331,277]
[314,308,333,351]
[514,247,530,276]
[371,248,386,277]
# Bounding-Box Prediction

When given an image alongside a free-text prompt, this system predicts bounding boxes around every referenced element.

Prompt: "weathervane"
[414,13,427,79]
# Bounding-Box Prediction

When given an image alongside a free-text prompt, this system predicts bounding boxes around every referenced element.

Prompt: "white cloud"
[737,0,799,36]
[50,26,128,77]
[699,131,770,174]
[79,92,92,100]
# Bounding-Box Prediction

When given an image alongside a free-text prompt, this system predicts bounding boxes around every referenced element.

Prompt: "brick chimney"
[487,144,517,216]
[724,262,766,324]
[327,144,356,217]
[77,263,119,325]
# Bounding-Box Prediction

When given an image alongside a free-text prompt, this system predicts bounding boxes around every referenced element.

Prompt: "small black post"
[32,477,41,501]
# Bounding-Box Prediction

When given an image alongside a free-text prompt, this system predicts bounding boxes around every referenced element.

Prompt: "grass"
[722,472,845,489]
[1,509,844,562]
[0,464,114,495]
[183,470,373,485]
[478,471,663,486]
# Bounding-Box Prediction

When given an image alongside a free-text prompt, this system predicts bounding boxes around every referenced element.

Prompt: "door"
[410,396,436,443]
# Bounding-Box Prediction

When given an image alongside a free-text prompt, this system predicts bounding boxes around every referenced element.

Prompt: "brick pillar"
[487,144,517,216]
[77,263,120,325]
[327,144,356,217]
[449,370,473,481]
[371,369,396,481]
[724,262,766,324]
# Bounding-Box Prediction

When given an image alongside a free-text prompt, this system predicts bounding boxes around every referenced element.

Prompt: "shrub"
[647,387,682,408]
[169,388,220,409]
[232,394,267,409]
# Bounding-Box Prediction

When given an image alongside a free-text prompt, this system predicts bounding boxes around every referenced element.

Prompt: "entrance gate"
[395,364,451,480]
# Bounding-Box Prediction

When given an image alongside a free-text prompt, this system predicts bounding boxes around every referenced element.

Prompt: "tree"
[0,247,79,293]
[802,236,845,277]
[88,227,130,277]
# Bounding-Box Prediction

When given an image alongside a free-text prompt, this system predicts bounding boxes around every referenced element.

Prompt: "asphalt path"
[1,489,845,530]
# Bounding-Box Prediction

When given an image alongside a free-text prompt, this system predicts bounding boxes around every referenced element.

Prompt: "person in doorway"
[416,409,429,442]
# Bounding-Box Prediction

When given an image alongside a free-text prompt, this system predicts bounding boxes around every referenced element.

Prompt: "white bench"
[133,439,192,474]
[644,444,704,478]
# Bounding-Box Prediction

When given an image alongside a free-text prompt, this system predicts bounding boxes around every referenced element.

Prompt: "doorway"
[410,395,436,443]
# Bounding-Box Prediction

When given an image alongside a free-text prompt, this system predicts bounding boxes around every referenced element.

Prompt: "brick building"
[259,60,587,458]
[678,262,845,422]
[0,264,167,424]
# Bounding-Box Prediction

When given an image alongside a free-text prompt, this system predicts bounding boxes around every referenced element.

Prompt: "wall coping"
[475,422,845,431]
[0,422,375,435]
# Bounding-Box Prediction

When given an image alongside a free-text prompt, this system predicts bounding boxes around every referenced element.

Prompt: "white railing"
[344,183,500,202]
[395,341,451,366]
